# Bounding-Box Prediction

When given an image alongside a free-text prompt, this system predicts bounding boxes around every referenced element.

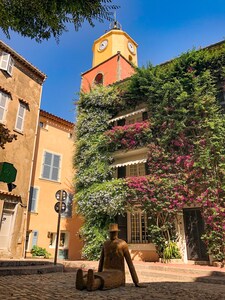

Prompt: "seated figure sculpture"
[76,223,143,291]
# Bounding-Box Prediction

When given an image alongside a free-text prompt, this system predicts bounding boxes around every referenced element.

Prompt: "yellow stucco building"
[26,110,83,260]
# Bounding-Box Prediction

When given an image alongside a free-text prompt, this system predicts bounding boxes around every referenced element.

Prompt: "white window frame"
[0,52,14,76]
[15,102,27,132]
[25,231,32,251]
[0,90,10,124]
[127,210,149,244]
[39,121,48,130]
[41,150,61,182]
[28,187,39,213]
[126,113,143,125]
[49,231,69,249]
[127,163,146,177]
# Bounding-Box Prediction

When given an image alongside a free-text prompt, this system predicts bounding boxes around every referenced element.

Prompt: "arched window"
[94,73,103,85]
[128,55,133,62]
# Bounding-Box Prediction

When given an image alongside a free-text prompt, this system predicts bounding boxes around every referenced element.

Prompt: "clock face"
[128,41,135,54]
[99,40,108,51]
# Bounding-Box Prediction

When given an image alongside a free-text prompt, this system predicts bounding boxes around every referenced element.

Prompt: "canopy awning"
[111,158,147,168]
[108,108,147,123]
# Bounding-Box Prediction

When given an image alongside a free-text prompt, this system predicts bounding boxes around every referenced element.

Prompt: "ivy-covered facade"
[75,40,225,264]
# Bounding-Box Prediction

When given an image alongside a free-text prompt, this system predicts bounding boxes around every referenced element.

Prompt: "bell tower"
[92,20,138,67]
[81,17,138,93]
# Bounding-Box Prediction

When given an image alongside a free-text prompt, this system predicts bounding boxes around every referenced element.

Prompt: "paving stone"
[0,272,225,299]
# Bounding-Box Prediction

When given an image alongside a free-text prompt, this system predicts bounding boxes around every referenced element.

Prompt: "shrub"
[31,245,51,258]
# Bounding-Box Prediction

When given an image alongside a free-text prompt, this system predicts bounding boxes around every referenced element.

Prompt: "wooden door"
[183,208,208,260]
[0,211,14,249]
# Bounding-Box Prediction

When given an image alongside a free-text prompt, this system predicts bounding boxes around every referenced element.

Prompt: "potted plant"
[31,245,51,259]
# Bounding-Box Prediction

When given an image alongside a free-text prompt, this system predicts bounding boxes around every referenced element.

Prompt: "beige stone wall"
[0,44,45,258]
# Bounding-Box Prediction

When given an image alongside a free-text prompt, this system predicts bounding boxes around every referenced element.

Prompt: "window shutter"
[142,111,148,121]
[52,154,60,181]
[117,166,126,178]
[0,52,9,71]
[117,214,127,242]
[29,187,38,212]
[31,230,38,248]
[28,187,34,212]
[42,151,52,179]
[15,103,26,131]
[42,152,61,181]
[117,118,125,126]
[0,91,8,121]
[7,56,14,75]
[0,52,14,76]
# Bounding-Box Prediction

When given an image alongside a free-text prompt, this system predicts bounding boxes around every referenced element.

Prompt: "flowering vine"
[104,121,152,150]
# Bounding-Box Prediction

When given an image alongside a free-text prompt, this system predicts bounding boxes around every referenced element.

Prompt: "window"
[15,102,27,132]
[41,151,61,181]
[128,210,149,244]
[127,163,146,177]
[0,91,10,123]
[116,163,147,178]
[117,118,126,126]
[0,52,14,76]
[39,121,48,129]
[68,132,73,139]
[28,187,39,212]
[31,230,39,248]
[49,231,68,248]
[126,115,143,125]
[94,73,103,85]
[117,166,126,178]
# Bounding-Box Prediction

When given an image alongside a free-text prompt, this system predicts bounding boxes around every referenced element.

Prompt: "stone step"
[0,263,63,276]
[126,269,225,285]
[0,259,53,267]
[63,260,225,285]
[131,262,225,277]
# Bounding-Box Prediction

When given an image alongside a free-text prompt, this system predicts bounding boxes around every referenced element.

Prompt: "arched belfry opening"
[94,73,103,85]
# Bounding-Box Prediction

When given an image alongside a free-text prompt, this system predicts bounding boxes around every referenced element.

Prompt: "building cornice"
[40,109,74,129]
[81,52,135,76]
[0,40,47,82]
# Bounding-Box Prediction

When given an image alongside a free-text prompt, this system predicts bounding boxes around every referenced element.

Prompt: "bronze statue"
[76,223,144,291]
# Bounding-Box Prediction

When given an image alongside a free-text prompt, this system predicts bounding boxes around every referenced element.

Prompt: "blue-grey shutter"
[52,154,60,181]
[28,187,38,212]
[42,152,52,179]
[31,230,38,247]
[28,187,33,212]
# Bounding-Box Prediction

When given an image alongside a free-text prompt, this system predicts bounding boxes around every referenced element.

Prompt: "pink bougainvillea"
[104,121,152,150]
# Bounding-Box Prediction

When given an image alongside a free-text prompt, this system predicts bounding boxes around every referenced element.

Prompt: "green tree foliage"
[75,86,127,259]
[0,0,118,42]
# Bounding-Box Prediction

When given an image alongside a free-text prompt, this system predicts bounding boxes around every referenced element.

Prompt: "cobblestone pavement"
[0,272,225,300]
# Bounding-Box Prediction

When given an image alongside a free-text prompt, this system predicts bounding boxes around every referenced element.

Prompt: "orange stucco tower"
[81,20,138,92]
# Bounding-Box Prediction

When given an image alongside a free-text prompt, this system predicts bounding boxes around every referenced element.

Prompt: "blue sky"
[1,0,225,122]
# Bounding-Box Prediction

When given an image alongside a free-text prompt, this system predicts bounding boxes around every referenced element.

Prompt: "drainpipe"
[22,83,44,259]
[117,51,121,82]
